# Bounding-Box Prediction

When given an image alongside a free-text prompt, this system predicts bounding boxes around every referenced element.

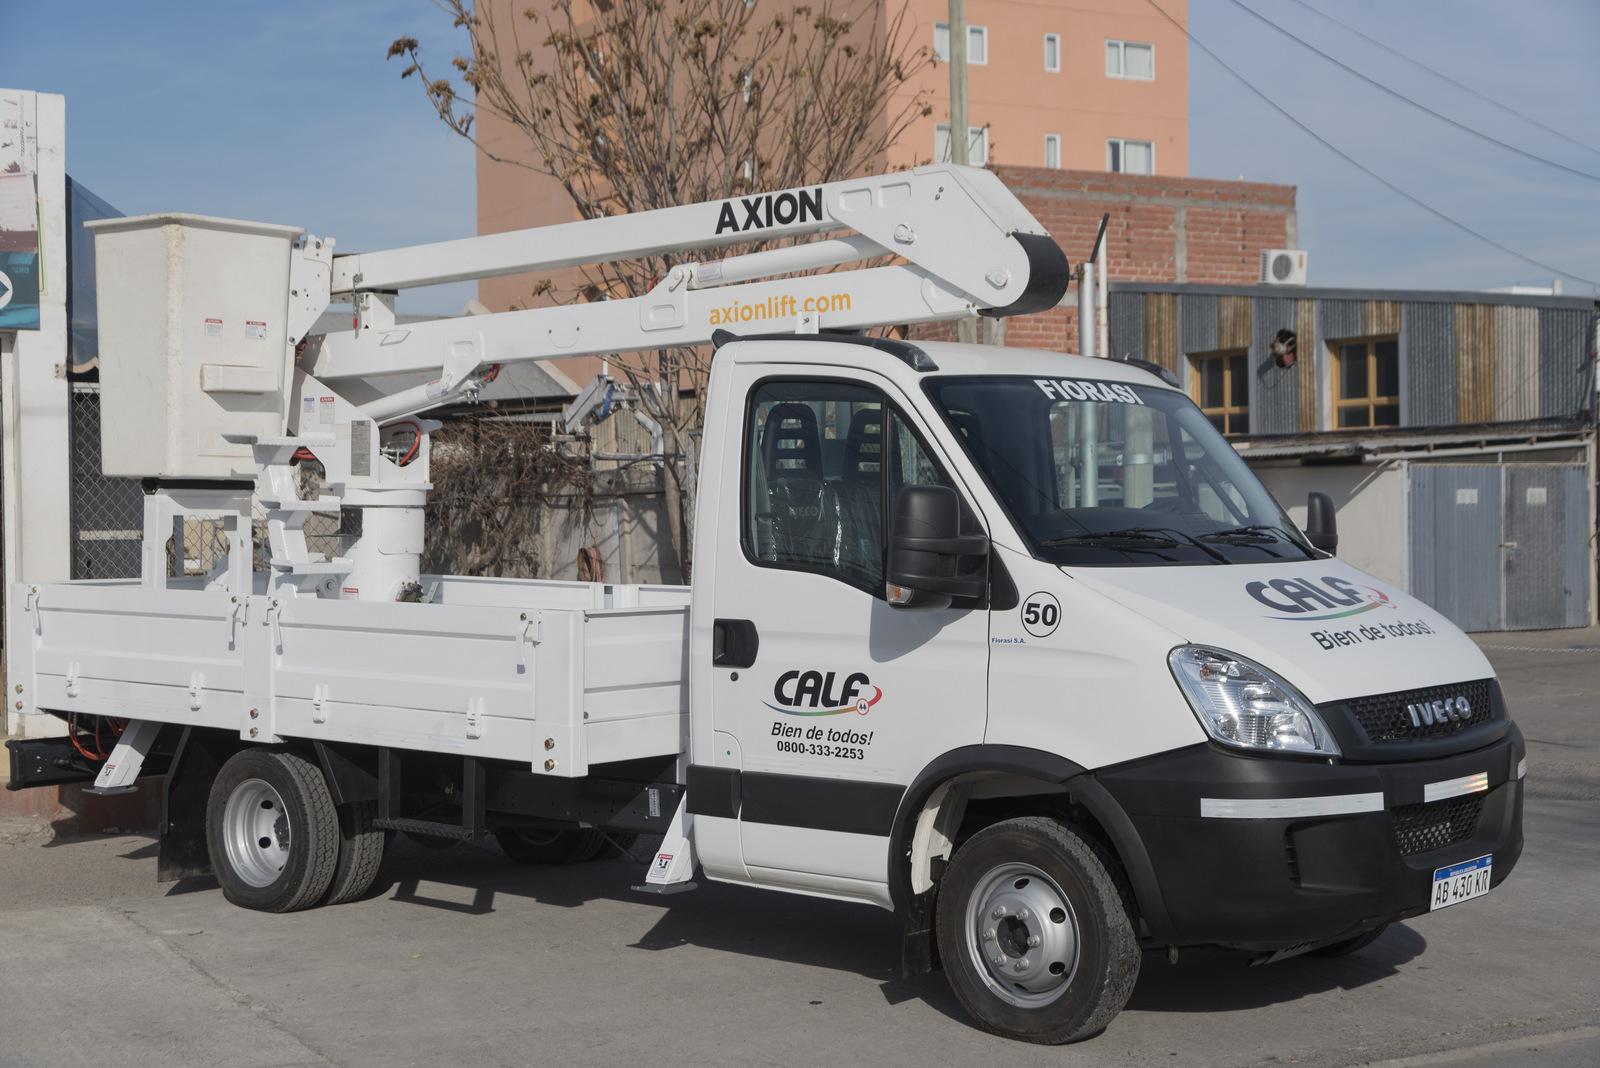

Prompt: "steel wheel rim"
[222,777,291,888]
[964,861,1080,1007]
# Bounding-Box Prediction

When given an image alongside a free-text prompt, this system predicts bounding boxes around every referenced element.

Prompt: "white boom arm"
[301,164,1069,423]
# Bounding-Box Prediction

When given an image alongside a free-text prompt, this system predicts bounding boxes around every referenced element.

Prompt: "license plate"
[1430,854,1492,911]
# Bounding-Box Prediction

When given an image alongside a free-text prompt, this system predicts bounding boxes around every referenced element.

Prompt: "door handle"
[712,618,760,668]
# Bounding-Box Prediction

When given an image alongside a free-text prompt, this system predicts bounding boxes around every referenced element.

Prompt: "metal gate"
[1410,463,1591,632]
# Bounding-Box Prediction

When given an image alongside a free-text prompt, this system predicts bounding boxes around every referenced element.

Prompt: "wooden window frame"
[1331,335,1400,428]
[1189,349,1249,436]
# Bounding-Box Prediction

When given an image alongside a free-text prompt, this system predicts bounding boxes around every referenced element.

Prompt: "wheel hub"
[967,863,1079,1005]
[222,777,292,888]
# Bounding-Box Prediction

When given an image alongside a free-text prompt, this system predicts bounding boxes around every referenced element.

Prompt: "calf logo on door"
[765,669,882,716]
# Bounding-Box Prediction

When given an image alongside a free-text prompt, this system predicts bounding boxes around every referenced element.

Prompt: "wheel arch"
[888,745,1176,956]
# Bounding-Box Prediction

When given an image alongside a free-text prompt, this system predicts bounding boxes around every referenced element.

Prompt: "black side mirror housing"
[1305,491,1338,554]
[887,485,989,609]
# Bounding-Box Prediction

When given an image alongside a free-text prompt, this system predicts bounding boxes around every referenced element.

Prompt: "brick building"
[913,165,1298,350]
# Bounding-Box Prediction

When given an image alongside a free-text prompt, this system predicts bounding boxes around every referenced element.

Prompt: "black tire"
[320,800,385,906]
[494,827,606,865]
[206,749,339,913]
[1310,924,1389,958]
[935,817,1140,1044]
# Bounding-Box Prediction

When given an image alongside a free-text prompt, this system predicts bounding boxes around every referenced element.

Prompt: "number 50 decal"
[1021,591,1062,637]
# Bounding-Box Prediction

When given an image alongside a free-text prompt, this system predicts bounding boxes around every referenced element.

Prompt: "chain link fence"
[70,384,344,581]
[69,384,142,579]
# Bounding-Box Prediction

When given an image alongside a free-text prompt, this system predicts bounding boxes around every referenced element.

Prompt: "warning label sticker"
[204,318,223,337]
[245,321,267,340]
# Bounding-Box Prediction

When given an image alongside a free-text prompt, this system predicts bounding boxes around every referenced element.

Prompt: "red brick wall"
[911,166,1297,352]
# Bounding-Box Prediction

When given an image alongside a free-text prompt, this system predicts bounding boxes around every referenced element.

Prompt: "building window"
[934,23,987,65]
[936,124,989,166]
[1106,40,1154,80]
[1333,338,1400,427]
[1191,351,1249,435]
[1044,33,1060,72]
[1044,134,1061,169]
[1107,138,1153,174]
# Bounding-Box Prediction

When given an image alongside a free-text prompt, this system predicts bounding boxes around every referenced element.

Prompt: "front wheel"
[936,817,1140,1044]
[206,749,340,912]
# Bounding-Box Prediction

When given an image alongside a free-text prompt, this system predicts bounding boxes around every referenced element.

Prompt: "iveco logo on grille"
[1407,695,1471,728]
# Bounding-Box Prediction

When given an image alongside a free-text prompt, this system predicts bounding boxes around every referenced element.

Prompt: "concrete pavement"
[0,635,1595,1067]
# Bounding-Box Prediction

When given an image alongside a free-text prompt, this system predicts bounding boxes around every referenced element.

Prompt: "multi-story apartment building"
[889,0,1187,175]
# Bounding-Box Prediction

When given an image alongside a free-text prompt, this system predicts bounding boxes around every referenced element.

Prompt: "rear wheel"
[936,817,1140,1044]
[206,749,339,912]
[321,800,385,906]
[494,827,606,865]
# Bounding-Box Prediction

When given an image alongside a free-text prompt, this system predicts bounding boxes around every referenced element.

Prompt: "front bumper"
[1093,726,1525,950]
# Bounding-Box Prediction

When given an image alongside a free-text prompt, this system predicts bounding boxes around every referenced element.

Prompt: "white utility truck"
[6,165,1523,1044]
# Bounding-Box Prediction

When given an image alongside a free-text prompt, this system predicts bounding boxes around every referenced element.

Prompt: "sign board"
[0,89,41,330]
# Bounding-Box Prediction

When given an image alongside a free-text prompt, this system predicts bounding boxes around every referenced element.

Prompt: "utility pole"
[949,0,978,344]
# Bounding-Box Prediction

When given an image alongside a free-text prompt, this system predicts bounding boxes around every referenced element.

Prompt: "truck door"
[710,371,990,904]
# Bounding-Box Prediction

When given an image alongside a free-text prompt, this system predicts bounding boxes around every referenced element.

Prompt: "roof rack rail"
[711,329,939,372]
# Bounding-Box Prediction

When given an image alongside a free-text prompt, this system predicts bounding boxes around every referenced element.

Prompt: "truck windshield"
[926,375,1318,566]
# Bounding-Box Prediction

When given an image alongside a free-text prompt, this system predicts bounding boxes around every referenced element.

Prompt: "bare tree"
[391,0,933,576]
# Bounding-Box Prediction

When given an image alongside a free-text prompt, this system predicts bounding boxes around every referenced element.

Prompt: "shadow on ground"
[294,832,1425,1024]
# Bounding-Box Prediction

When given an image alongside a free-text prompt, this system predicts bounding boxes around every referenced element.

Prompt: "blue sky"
[6,1,1599,310]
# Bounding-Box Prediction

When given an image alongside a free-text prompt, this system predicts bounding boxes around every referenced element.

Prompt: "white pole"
[949,0,978,346]
[1077,261,1096,359]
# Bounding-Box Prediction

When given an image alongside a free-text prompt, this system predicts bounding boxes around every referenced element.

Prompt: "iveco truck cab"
[682,332,1523,1043]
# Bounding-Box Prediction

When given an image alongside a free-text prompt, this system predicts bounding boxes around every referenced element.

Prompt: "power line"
[1142,0,1600,288]
[1224,0,1600,184]
[1282,0,1600,160]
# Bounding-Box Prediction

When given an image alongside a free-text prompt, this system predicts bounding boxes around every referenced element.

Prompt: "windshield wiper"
[1196,525,1288,543]
[1195,525,1301,558]
[1040,528,1181,550]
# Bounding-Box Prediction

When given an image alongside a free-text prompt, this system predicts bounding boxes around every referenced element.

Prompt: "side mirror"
[887,485,989,608]
[1305,491,1338,554]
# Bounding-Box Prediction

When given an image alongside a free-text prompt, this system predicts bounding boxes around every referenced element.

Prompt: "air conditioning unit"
[1259,249,1307,286]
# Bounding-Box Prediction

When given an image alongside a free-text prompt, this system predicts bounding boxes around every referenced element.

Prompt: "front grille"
[1346,679,1494,743]
[1391,794,1484,856]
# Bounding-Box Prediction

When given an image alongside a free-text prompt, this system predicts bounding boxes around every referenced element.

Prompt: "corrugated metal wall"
[1179,293,1217,355]
[1410,465,1504,632]
[1218,295,1252,350]
[1503,464,1591,630]
[1144,293,1178,372]
[1365,301,1401,335]
[1318,299,1364,341]
[1296,299,1317,432]
[1410,461,1590,632]
[1538,307,1594,419]
[1493,306,1539,422]
[1404,302,1456,426]
[1108,291,1145,361]
[1455,304,1496,423]
[1252,297,1300,434]
[1112,288,1591,431]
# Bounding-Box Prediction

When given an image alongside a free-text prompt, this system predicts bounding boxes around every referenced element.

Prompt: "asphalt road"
[1,633,1596,1068]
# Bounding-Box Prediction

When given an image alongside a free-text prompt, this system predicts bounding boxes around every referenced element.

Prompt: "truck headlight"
[1168,646,1340,757]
